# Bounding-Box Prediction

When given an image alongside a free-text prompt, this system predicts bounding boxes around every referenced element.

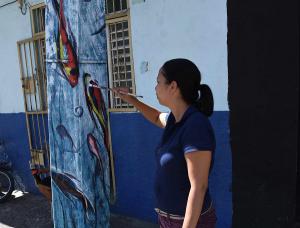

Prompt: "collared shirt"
[154,105,215,216]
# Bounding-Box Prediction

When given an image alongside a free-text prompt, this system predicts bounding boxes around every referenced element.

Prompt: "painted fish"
[56,124,76,151]
[52,0,79,87]
[87,133,110,201]
[87,133,104,175]
[91,23,106,36]
[51,171,95,213]
[83,73,110,151]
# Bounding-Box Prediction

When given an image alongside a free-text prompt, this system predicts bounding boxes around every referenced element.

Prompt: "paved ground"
[0,191,158,228]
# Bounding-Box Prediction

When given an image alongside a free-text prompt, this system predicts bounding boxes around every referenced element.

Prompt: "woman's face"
[155,71,172,106]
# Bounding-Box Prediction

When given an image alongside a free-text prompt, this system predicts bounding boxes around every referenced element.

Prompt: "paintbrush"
[99,86,143,98]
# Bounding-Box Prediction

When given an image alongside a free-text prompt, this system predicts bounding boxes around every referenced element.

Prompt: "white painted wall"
[1,0,228,112]
[130,0,228,111]
[0,0,42,113]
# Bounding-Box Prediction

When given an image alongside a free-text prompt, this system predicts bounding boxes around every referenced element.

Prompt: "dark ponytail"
[161,58,214,117]
[195,84,214,117]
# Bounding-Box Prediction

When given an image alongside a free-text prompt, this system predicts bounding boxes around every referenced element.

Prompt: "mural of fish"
[52,0,79,87]
[87,133,110,201]
[51,171,95,213]
[47,0,111,226]
[87,133,104,175]
[91,23,106,36]
[83,73,110,151]
[56,124,76,152]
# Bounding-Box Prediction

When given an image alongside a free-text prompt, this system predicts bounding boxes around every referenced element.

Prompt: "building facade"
[0,0,232,227]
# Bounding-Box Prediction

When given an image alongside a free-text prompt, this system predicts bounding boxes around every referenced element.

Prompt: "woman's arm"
[113,88,167,128]
[182,151,212,228]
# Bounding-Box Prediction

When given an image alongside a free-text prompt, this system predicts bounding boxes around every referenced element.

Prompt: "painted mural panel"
[46,0,110,226]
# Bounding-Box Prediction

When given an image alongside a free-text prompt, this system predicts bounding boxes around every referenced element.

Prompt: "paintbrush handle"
[100,86,143,98]
[120,92,143,98]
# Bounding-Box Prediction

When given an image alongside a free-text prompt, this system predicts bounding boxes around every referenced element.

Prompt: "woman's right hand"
[112,87,138,104]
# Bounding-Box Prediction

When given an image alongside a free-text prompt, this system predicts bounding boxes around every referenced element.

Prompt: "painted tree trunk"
[45,0,110,227]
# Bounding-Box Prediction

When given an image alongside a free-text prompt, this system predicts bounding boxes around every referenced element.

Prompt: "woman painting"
[114,58,217,228]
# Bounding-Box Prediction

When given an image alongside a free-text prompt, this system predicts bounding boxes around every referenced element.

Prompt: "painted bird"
[52,0,79,87]
[83,73,110,151]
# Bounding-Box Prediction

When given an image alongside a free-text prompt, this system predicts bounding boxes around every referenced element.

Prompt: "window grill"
[18,34,48,169]
[17,3,48,170]
[106,0,128,14]
[105,0,136,110]
[108,20,135,109]
[31,4,46,35]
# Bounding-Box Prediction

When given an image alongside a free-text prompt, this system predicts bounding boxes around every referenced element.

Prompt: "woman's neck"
[169,100,190,123]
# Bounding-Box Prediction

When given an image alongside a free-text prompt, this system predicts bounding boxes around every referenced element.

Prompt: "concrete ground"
[0,191,158,228]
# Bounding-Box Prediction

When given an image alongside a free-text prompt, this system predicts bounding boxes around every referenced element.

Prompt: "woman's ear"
[169,81,180,97]
[170,81,178,90]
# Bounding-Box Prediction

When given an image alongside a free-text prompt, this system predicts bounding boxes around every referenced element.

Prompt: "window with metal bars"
[106,0,128,14]
[106,0,136,110]
[28,3,47,112]
[17,3,48,169]
[31,3,46,35]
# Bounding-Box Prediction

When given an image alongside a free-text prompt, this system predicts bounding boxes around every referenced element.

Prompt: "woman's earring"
[198,90,201,99]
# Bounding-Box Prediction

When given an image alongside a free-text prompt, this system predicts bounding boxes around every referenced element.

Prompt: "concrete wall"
[130,0,228,111]
[0,0,42,113]
[1,1,29,113]
[0,0,44,193]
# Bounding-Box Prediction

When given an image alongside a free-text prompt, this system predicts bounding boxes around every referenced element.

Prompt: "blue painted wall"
[0,113,38,193]
[0,111,232,226]
[110,111,232,227]
[210,112,232,228]
[109,113,161,222]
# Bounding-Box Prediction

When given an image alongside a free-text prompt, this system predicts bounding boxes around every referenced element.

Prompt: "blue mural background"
[46,0,110,226]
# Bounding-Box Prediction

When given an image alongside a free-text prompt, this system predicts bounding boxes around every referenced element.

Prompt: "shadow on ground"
[0,191,158,228]
[0,191,52,228]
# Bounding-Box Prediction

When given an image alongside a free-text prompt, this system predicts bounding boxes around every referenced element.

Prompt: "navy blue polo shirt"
[154,105,215,216]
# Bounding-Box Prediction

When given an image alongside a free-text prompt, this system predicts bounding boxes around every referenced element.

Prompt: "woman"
[114,58,216,228]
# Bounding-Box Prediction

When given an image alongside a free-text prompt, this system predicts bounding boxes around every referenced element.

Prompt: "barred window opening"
[106,0,136,110]
[106,0,128,14]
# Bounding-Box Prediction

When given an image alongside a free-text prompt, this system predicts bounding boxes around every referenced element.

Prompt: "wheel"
[0,170,14,203]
